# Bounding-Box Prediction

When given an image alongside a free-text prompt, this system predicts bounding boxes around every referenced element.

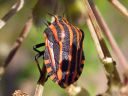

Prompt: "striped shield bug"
[33,15,85,88]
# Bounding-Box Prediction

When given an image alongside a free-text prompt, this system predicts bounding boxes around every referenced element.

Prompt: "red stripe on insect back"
[56,22,65,81]
[49,24,59,42]
[44,59,50,64]
[44,35,57,74]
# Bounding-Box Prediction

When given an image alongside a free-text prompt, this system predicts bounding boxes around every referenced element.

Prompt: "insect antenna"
[41,18,51,27]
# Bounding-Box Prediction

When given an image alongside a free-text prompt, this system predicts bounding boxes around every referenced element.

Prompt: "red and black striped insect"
[33,15,85,88]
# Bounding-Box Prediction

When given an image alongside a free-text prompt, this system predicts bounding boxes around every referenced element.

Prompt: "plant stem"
[88,0,128,84]
[82,0,121,95]
[0,17,32,78]
[0,0,25,29]
[108,0,128,19]
[34,65,46,96]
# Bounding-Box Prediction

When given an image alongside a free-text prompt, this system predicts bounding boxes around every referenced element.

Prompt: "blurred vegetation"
[0,0,128,96]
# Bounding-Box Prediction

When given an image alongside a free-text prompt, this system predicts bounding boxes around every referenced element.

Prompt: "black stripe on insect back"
[80,29,85,62]
[67,25,77,84]
[44,27,56,43]
[60,20,70,52]
[59,20,70,82]
[47,23,61,72]
[53,41,60,71]
[77,29,84,77]
[45,63,51,68]
[80,29,84,42]
[44,47,50,60]
[52,22,62,41]
[44,47,56,76]
[51,22,62,71]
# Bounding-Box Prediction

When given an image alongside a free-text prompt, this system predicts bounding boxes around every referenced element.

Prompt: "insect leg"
[35,51,44,74]
[38,63,48,83]
[33,43,49,81]
[35,53,50,82]
[33,43,45,53]
[33,43,45,73]
[42,19,51,27]
[45,75,50,82]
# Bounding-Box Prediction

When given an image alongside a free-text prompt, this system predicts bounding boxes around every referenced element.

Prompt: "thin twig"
[0,17,32,77]
[34,84,44,96]
[34,66,47,96]
[87,0,128,95]
[88,0,128,84]
[108,0,128,18]
[86,13,120,96]
[82,0,121,95]
[0,0,25,29]
[83,0,113,62]
[4,17,32,67]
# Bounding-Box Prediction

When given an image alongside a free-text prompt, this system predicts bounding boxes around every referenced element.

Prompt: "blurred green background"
[0,0,128,96]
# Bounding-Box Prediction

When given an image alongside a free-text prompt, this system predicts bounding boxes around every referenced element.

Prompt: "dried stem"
[0,17,32,77]
[34,84,44,96]
[34,66,47,96]
[87,0,128,95]
[4,17,32,67]
[86,11,120,96]
[82,0,121,95]
[83,0,113,63]
[108,0,128,18]
[88,0,128,84]
[0,0,25,29]
[86,16,104,60]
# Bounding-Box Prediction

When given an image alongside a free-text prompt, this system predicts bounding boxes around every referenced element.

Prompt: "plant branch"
[87,0,128,95]
[88,0,128,84]
[34,66,47,96]
[0,17,32,78]
[108,0,128,18]
[86,11,120,96]
[0,0,25,29]
[34,84,44,96]
[83,0,113,62]
[82,0,121,95]
[4,17,32,67]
